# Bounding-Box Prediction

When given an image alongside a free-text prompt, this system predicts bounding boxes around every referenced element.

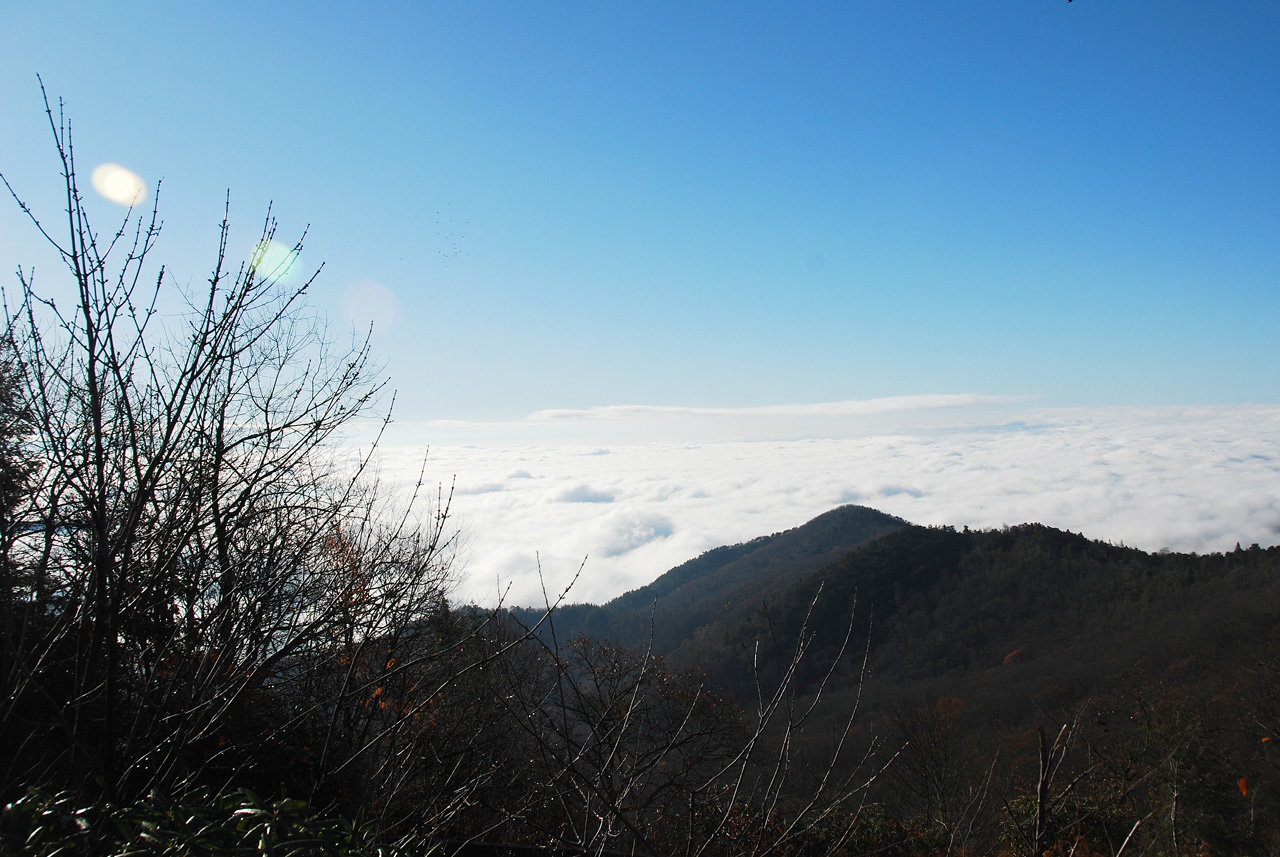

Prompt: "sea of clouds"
[353,401,1280,608]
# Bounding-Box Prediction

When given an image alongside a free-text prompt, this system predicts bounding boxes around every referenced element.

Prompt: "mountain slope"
[515,504,906,652]
[517,508,1280,737]
[693,523,1280,723]
[611,503,907,612]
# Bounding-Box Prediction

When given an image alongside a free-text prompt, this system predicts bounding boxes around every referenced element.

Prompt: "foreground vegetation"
[4,90,1280,856]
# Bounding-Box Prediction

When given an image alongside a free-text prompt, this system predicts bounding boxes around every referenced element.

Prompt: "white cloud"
[360,404,1280,608]
[596,513,675,557]
[558,484,615,504]
[379,394,1043,447]
[528,393,1036,421]
[457,482,504,495]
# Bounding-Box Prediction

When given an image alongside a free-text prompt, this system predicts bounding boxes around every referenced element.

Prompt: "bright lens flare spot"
[91,163,147,206]
[252,239,300,283]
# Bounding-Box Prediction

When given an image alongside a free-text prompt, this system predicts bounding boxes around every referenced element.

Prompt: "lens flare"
[251,239,300,283]
[341,280,401,335]
[91,163,147,206]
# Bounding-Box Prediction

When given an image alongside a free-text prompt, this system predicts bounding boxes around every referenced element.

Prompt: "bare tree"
[889,698,1000,855]
[2,86,893,857]
[0,83,457,805]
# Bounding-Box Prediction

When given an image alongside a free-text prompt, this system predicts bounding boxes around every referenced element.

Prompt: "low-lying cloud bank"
[527,393,1037,422]
[392,394,1042,445]
[361,403,1280,608]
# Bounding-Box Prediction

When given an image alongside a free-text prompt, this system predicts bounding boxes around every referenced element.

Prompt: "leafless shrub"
[0,82,457,806]
[465,583,892,857]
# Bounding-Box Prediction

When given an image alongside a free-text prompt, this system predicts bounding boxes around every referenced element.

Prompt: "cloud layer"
[361,405,1280,608]
[388,394,1042,446]
[528,394,1036,421]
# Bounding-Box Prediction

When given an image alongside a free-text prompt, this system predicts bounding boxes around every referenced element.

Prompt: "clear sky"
[4,2,1278,424]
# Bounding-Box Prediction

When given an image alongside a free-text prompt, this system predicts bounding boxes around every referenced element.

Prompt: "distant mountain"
[511,504,907,652]
[689,522,1280,728]
[514,506,1280,738]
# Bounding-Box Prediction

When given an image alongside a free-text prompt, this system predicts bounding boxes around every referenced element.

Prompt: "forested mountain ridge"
[499,509,1280,856]
[520,506,1280,736]
[510,504,906,651]
[613,504,909,611]
[691,522,1280,712]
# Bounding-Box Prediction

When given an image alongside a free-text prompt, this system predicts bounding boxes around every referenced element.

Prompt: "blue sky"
[4,2,1278,425]
[5,3,1280,601]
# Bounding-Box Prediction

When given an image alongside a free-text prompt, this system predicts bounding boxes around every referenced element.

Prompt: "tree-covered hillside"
[511,504,905,651]
[710,524,1280,708]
